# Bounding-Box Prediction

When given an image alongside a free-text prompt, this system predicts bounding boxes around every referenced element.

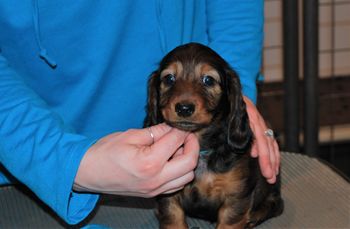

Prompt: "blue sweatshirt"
[0,0,263,224]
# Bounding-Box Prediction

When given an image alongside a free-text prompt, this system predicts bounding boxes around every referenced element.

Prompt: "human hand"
[243,96,280,184]
[74,123,199,197]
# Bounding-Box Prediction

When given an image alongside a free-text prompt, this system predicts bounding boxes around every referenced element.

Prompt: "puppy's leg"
[216,199,250,229]
[247,189,284,228]
[157,195,188,229]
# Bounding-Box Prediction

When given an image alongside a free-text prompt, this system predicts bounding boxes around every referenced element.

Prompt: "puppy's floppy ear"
[225,69,252,152]
[144,71,163,127]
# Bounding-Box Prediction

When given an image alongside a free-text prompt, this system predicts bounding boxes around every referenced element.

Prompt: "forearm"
[0,53,99,224]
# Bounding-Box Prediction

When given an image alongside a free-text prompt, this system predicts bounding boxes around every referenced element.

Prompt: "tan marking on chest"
[192,164,246,202]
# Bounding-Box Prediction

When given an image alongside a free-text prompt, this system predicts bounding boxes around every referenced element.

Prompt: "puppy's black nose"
[175,103,195,117]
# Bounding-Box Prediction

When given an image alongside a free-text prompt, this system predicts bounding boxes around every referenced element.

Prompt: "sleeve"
[0,53,99,224]
[0,169,11,185]
[206,0,264,104]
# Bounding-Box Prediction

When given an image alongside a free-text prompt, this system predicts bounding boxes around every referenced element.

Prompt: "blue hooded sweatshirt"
[0,0,264,224]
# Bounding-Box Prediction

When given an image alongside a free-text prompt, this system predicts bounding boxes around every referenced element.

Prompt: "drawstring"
[39,49,57,68]
[32,0,57,68]
[156,0,167,54]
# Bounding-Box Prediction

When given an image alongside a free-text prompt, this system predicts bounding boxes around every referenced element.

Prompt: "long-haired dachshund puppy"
[144,43,283,229]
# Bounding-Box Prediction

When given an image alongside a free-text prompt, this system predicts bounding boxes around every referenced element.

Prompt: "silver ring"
[264,129,274,138]
[148,127,155,144]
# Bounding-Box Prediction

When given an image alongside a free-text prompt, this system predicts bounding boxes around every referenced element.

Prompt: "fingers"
[251,126,279,184]
[117,170,194,198]
[127,123,191,163]
[119,125,198,197]
[162,187,184,194]
[133,134,198,197]
[273,140,280,175]
[254,127,274,179]
[250,139,258,158]
[249,118,273,179]
[158,133,199,182]
[149,128,193,163]
[256,127,281,184]
[172,145,184,158]
[151,171,195,196]
[152,134,198,195]
[267,135,276,172]
[128,123,173,145]
[264,139,280,184]
[142,133,198,196]
[243,96,280,183]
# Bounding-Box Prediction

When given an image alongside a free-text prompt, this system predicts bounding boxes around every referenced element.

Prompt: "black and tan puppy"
[144,43,283,229]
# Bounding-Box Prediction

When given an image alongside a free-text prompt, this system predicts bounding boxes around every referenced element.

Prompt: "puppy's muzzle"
[175,102,195,117]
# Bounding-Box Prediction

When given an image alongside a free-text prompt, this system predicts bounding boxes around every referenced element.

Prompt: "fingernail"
[267,167,273,178]
[267,176,276,184]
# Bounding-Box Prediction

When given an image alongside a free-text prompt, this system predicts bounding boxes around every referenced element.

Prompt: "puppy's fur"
[144,43,283,229]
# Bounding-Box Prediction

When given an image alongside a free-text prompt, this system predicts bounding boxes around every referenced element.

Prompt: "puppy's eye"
[163,74,176,86]
[202,75,216,87]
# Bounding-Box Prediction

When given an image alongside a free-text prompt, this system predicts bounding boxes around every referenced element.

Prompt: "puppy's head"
[145,43,251,151]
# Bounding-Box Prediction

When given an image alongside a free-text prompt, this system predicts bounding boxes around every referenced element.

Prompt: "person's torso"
[0,0,208,138]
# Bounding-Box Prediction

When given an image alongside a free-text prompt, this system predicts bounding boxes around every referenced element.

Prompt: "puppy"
[144,43,283,229]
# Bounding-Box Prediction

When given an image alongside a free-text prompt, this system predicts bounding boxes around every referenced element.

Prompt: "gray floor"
[0,152,349,229]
